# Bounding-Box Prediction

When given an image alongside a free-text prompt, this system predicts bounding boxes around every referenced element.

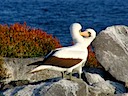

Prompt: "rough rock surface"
[1,77,126,96]
[0,78,89,96]
[92,25,128,85]
[85,72,105,85]
[85,72,126,94]
[115,93,128,96]
[0,67,127,96]
[1,57,61,83]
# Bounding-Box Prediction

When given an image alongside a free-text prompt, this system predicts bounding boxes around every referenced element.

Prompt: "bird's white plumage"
[30,23,96,79]
[53,48,88,59]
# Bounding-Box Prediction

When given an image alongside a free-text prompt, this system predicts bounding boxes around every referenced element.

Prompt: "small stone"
[85,72,105,85]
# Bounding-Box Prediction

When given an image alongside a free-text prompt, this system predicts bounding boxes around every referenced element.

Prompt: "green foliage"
[0,23,61,58]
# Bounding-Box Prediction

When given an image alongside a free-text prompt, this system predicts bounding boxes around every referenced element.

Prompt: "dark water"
[0,0,128,46]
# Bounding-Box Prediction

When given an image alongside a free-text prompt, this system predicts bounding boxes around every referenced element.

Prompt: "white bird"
[30,23,96,80]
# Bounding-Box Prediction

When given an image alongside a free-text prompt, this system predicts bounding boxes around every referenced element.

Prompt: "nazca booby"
[30,23,96,79]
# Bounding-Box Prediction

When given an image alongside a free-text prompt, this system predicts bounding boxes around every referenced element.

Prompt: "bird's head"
[80,28,96,39]
[70,23,82,33]
[70,23,96,46]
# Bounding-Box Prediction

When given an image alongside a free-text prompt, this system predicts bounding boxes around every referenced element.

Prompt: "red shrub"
[86,45,101,67]
[0,23,61,58]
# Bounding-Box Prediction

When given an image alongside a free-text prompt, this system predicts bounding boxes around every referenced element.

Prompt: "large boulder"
[0,78,89,96]
[1,77,120,96]
[1,57,61,83]
[1,77,125,96]
[92,25,128,86]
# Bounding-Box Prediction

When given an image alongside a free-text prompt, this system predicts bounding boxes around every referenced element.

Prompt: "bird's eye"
[88,32,91,37]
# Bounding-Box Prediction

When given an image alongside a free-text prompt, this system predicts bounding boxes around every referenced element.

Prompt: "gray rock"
[1,78,89,96]
[44,79,88,96]
[85,72,105,85]
[85,72,126,94]
[92,25,128,84]
[2,77,126,96]
[91,80,115,94]
[98,93,115,96]
[2,57,61,83]
[115,93,128,96]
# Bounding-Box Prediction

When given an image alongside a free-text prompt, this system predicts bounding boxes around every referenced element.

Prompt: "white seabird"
[30,23,96,79]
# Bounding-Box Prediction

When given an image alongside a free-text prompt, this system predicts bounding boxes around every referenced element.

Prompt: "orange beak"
[80,30,91,37]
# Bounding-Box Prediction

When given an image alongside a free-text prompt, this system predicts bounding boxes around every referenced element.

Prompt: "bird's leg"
[61,71,65,78]
[61,71,66,78]
[78,66,82,79]
[69,72,72,80]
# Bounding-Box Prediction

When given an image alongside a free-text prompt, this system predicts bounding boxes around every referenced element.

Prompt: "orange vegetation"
[0,23,61,58]
[86,45,101,67]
